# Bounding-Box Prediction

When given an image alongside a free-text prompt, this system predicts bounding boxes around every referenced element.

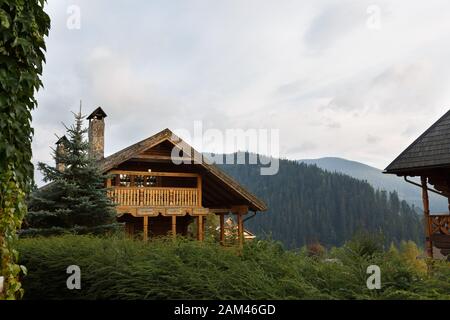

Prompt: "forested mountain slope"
[218,154,423,248]
[299,157,447,212]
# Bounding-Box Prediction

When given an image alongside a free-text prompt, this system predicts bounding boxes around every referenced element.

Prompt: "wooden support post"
[203,215,206,237]
[172,216,177,240]
[197,216,204,241]
[139,189,143,206]
[237,213,244,249]
[421,176,433,258]
[232,206,248,249]
[143,216,148,242]
[219,213,225,246]
[106,178,111,188]
[448,196,450,214]
[197,175,202,207]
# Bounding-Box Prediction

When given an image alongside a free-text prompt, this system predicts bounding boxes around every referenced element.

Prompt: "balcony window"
[119,174,131,187]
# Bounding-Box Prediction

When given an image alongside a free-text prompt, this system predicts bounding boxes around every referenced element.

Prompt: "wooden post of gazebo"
[421,176,433,257]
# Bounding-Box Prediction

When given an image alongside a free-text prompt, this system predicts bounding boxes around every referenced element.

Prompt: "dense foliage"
[17,234,450,300]
[25,110,117,235]
[0,0,50,299]
[219,155,423,248]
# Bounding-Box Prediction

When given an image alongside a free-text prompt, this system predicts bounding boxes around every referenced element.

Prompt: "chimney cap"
[55,135,69,145]
[87,107,107,120]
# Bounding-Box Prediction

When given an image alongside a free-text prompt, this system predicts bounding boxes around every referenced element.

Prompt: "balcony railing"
[108,187,199,207]
[429,214,450,235]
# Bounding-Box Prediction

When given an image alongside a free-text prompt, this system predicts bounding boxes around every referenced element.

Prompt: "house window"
[135,175,145,187]
[119,174,131,187]
[145,176,157,187]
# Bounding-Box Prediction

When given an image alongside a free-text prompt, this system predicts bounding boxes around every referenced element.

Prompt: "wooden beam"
[109,170,199,178]
[131,154,192,162]
[172,215,177,240]
[197,216,203,241]
[197,175,202,207]
[231,205,249,215]
[209,208,231,214]
[421,176,433,258]
[219,213,225,246]
[237,212,244,248]
[143,216,148,241]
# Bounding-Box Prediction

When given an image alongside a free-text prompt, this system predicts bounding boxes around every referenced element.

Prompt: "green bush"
[18,223,124,238]
[16,235,450,300]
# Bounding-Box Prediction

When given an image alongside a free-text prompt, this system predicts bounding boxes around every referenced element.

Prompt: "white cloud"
[33,0,450,184]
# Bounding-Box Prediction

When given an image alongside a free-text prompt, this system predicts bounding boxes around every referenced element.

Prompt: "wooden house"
[215,217,257,245]
[385,111,450,259]
[74,107,267,245]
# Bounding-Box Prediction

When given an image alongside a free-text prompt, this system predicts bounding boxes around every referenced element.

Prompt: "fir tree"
[25,109,117,235]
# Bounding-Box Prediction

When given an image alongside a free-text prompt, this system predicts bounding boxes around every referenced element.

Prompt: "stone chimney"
[55,135,69,172]
[87,107,107,160]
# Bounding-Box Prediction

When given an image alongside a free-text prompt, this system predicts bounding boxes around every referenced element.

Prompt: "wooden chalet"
[384,111,450,259]
[68,107,267,245]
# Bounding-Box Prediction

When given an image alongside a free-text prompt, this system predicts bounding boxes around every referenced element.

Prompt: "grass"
[16,234,450,300]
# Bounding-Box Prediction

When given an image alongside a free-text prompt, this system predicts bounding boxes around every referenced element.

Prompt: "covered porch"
[105,170,251,246]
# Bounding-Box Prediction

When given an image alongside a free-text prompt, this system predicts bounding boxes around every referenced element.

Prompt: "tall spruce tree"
[25,109,117,235]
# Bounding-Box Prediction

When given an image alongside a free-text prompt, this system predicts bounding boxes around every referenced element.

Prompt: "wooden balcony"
[108,187,200,207]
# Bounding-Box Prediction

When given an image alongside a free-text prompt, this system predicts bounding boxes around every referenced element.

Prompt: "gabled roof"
[55,135,69,145]
[385,110,450,174]
[97,128,267,212]
[87,107,107,120]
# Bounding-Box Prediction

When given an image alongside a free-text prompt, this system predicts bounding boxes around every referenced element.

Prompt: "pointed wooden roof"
[385,110,450,175]
[55,135,69,145]
[97,128,267,212]
[87,107,107,120]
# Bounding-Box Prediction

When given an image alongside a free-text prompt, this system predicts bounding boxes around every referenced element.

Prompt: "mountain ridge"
[298,156,447,212]
[217,154,424,248]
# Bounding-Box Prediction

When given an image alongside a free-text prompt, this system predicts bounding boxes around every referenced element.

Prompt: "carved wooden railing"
[429,214,450,235]
[108,187,199,207]
[429,215,450,258]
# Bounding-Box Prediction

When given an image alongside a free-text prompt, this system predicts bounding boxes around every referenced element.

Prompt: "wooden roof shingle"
[384,110,450,174]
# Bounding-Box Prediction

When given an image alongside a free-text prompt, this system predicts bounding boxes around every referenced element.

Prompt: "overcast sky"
[33,0,450,184]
